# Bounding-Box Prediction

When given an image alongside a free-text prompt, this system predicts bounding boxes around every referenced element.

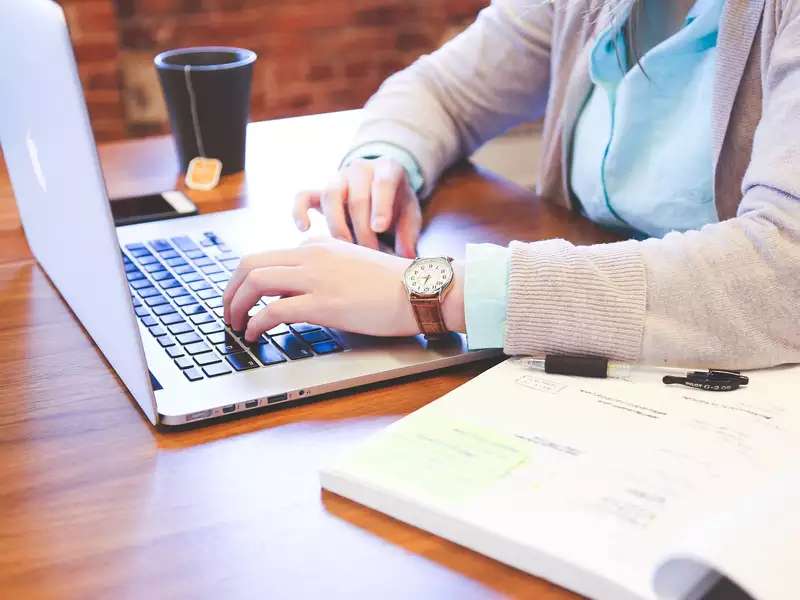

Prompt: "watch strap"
[410,295,448,340]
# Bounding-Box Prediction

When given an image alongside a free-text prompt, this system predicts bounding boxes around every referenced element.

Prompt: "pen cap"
[545,355,609,378]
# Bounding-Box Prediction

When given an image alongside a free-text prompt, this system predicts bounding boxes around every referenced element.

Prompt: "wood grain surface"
[0,112,625,599]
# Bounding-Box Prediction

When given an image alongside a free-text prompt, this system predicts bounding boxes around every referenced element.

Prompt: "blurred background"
[57,0,540,187]
[60,0,486,140]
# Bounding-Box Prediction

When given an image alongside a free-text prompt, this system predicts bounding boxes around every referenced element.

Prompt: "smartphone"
[110,191,198,226]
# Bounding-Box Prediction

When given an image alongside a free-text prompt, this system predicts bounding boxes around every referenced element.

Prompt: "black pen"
[519,355,749,392]
[518,355,632,379]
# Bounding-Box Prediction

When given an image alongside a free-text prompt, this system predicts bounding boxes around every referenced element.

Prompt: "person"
[223,0,800,369]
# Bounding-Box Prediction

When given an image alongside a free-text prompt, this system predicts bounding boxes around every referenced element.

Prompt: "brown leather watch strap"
[410,295,449,340]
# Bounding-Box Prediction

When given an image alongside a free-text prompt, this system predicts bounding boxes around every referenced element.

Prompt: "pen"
[518,355,749,391]
[519,355,631,379]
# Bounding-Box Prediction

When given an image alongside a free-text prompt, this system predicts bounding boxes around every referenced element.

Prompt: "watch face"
[404,258,453,295]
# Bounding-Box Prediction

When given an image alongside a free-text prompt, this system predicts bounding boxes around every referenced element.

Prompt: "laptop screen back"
[0,0,157,423]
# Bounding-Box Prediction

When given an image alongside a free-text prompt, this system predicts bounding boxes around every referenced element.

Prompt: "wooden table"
[0,111,623,598]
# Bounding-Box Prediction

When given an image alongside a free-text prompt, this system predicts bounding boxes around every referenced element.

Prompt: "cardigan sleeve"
[346,0,553,198]
[503,4,800,369]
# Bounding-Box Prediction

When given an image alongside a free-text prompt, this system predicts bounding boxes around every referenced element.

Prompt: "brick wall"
[59,0,127,141]
[59,0,488,141]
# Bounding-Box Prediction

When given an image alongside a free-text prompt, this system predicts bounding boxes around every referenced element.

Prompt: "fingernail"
[371,217,386,231]
[295,219,307,231]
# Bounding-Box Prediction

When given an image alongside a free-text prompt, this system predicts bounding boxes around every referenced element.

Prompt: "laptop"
[0,0,497,426]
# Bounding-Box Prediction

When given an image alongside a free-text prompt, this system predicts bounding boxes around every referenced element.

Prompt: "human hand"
[223,238,465,343]
[292,158,422,258]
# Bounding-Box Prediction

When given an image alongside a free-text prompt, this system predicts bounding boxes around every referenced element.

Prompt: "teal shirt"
[571,0,723,239]
[349,0,724,349]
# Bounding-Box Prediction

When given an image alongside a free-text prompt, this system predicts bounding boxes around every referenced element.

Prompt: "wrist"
[442,261,466,333]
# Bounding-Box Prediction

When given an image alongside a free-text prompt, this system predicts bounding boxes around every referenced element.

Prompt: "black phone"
[110,191,198,226]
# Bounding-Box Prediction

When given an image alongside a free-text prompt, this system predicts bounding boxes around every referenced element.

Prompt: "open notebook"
[321,359,800,600]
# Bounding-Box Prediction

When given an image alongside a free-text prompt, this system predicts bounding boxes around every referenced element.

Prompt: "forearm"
[503,195,800,368]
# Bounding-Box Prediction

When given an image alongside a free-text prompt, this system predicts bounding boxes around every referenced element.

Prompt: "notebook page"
[654,466,800,600]
[322,360,800,600]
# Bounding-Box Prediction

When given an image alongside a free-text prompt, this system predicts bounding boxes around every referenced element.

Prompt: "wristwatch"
[403,257,455,340]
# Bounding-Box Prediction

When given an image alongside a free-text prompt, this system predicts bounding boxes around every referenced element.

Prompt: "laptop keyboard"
[122,232,343,382]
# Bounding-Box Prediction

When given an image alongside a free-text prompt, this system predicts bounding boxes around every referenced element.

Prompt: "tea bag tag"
[182,64,223,191]
[185,156,223,191]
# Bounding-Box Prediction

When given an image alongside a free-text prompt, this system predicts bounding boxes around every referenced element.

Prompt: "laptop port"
[267,393,288,404]
[222,404,236,414]
[245,400,259,409]
[186,409,213,422]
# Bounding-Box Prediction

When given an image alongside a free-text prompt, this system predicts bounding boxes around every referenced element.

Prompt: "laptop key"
[134,306,149,318]
[127,271,145,282]
[144,263,165,274]
[185,249,206,259]
[160,249,179,260]
[174,356,194,369]
[137,286,160,298]
[250,341,286,366]
[206,331,226,344]
[158,336,176,348]
[193,256,213,267]
[132,296,142,307]
[174,294,196,307]
[149,239,172,253]
[199,322,224,335]
[208,272,230,284]
[181,303,206,316]
[174,264,195,276]
[165,257,188,268]
[312,340,343,355]
[198,289,220,301]
[212,307,225,318]
[172,236,199,252]
[183,367,204,381]
[158,278,181,289]
[151,270,173,282]
[168,322,194,335]
[215,337,245,355]
[190,313,215,325]
[272,333,313,360]
[160,313,185,326]
[267,324,290,336]
[137,255,158,265]
[194,352,222,366]
[203,362,232,378]
[206,297,224,309]
[301,329,332,344]
[200,264,223,275]
[176,332,202,345]
[158,279,180,290]
[166,287,190,298]
[141,315,158,328]
[226,352,259,371]
[125,242,147,252]
[291,323,321,334]
[130,278,152,290]
[180,272,203,283]
[152,304,176,316]
[124,262,139,273]
[144,294,169,307]
[166,345,185,359]
[189,280,211,292]
[149,325,166,337]
[185,341,211,355]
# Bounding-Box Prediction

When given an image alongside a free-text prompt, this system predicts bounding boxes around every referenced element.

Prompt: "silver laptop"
[0,0,496,426]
